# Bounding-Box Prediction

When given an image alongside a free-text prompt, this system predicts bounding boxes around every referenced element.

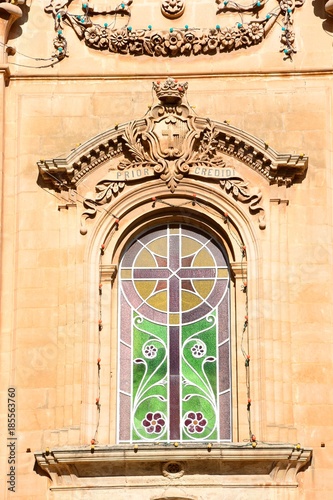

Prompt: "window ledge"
[34,443,312,490]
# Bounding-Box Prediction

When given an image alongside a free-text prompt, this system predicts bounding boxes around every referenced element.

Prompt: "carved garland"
[45,0,305,61]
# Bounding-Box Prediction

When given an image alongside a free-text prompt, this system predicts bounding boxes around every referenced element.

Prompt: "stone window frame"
[91,187,254,446]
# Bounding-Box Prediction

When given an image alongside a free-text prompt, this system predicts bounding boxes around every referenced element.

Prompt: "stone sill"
[34,443,312,489]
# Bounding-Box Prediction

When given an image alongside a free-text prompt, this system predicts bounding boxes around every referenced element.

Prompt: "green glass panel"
[181,311,218,441]
[132,312,168,441]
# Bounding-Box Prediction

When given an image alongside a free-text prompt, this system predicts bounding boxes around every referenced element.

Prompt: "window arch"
[117,223,231,443]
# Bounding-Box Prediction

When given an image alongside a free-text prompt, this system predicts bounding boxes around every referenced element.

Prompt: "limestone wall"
[0,1,332,499]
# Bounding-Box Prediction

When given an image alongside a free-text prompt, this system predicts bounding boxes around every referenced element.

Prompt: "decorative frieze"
[45,0,305,61]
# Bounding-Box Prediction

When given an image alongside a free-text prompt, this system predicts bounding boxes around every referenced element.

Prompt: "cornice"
[0,64,10,84]
[10,69,333,80]
[34,443,312,489]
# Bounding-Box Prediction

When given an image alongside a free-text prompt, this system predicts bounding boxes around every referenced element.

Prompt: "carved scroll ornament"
[38,78,308,234]
[0,0,25,49]
[161,0,186,19]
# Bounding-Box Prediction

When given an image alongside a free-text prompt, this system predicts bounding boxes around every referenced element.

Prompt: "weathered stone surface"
[0,1,332,499]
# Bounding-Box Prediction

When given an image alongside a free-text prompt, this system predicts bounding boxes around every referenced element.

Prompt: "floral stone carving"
[45,0,305,61]
[38,78,308,234]
[34,444,312,489]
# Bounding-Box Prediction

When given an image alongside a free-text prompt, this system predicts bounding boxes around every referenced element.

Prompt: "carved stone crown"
[153,77,188,104]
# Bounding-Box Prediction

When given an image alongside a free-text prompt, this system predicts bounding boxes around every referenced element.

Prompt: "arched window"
[118,223,231,443]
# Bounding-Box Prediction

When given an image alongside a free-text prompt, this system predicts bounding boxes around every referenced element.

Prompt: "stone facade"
[0,1,332,499]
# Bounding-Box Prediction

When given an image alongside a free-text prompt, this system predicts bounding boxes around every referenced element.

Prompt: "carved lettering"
[189,167,238,179]
[108,168,155,181]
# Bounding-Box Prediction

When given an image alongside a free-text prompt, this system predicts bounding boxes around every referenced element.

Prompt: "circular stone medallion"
[161,0,186,19]
[162,461,185,478]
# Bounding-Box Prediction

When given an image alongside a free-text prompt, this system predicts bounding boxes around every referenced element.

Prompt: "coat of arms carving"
[38,78,308,234]
[44,0,305,62]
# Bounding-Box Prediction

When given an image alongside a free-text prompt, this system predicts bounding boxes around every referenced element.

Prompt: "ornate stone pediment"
[38,78,308,233]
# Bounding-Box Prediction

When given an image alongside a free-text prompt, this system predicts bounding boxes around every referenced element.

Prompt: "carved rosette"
[38,78,308,234]
[161,0,186,19]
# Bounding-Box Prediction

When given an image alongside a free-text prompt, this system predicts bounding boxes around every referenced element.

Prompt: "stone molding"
[0,64,10,84]
[38,118,307,190]
[230,261,247,280]
[34,444,312,489]
[100,264,117,284]
[38,79,308,191]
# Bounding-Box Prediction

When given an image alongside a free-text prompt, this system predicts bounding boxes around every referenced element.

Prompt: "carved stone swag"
[45,0,305,61]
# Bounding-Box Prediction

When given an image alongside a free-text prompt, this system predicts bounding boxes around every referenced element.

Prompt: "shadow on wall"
[7,1,30,42]
[313,0,333,34]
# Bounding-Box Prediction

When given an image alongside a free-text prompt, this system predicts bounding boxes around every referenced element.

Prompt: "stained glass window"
[118,224,231,442]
